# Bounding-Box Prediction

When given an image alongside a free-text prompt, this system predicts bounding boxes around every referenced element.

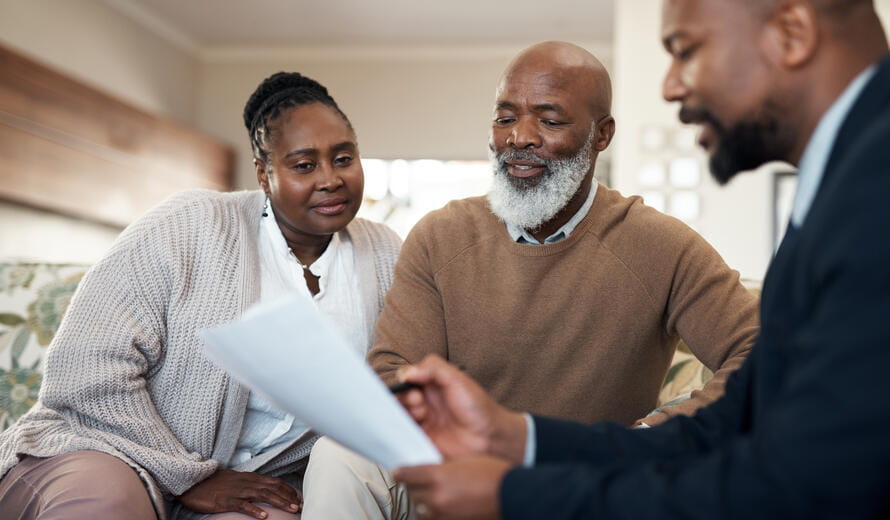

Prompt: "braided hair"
[243,71,353,163]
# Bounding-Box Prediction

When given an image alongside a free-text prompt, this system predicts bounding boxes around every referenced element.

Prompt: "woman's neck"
[283,233,332,268]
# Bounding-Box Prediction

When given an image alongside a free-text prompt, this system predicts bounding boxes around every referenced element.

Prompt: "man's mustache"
[678,106,722,131]
[495,149,548,165]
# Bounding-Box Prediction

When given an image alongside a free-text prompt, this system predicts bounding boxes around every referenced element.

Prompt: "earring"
[262,194,269,217]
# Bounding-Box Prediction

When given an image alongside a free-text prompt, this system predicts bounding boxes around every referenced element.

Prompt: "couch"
[0,260,720,433]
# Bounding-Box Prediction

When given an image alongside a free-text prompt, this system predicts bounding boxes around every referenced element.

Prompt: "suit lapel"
[820,54,890,183]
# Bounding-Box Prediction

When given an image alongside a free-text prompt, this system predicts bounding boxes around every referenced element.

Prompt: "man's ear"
[769,0,819,68]
[593,116,616,153]
[255,159,270,194]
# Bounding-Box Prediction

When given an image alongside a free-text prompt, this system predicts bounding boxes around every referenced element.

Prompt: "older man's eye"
[494,117,515,125]
[542,119,566,127]
[334,155,354,166]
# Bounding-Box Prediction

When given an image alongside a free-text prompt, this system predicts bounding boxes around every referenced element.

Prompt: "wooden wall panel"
[0,43,235,228]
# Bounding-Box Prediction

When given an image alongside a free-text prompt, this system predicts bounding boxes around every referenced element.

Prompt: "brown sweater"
[369,185,759,426]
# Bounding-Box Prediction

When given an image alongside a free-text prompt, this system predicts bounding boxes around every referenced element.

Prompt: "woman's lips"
[313,199,348,215]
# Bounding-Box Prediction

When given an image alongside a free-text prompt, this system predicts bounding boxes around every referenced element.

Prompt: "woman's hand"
[178,469,302,519]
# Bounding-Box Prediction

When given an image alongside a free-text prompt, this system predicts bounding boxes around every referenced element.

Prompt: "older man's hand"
[393,455,512,520]
[397,354,527,463]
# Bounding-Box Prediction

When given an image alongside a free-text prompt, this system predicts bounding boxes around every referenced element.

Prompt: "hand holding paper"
[200,293,441,469]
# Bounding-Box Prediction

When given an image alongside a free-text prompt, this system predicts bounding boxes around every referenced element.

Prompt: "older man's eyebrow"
[532,103,566,114]
[495,101,517,110]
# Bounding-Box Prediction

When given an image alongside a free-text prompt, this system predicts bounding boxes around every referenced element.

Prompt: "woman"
[0,72,401,520]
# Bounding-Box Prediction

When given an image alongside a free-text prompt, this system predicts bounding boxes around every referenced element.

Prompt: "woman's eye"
[294,162,315,171]
[334,155,354,166]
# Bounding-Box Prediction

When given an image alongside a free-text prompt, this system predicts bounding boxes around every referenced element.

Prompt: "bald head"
[499,41,612,119]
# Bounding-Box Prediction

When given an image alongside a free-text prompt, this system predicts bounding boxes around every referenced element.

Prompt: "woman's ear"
[255,159,270,194]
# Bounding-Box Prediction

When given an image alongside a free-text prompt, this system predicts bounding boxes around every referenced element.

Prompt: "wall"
[0,0,199,262]
[0,0,197,121]
[196,44,612,190]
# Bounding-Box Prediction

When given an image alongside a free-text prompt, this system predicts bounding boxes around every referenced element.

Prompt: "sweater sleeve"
[367,216,448,385]
[641,225,759,426]
[39,205,218,496]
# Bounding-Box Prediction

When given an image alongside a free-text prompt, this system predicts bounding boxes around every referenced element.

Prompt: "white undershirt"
[228,207,368,467]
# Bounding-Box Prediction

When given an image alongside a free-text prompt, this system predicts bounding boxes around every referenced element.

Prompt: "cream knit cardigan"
[0,190,402,519]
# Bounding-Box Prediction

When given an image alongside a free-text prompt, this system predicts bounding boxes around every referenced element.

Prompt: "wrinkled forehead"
[495,65,596,115]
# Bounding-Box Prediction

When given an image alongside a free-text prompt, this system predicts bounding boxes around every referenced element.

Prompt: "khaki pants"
[0,450,157,520]
[301,437,416,520]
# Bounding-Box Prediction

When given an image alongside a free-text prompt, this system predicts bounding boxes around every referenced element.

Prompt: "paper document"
[200,294,441,469]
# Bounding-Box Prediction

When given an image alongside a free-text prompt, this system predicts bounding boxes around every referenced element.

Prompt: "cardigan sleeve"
[40,207,219,496]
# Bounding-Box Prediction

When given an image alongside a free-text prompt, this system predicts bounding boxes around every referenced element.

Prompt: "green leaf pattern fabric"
[0,263,86,429]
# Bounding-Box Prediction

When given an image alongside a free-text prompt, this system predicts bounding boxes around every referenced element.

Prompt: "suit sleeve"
[367,216,448,384]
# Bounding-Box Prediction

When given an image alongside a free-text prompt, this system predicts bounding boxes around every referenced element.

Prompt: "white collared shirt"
[228,207,368,467]
[792,65,876,227]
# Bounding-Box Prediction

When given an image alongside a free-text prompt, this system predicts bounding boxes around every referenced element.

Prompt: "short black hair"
[243,71,352,162]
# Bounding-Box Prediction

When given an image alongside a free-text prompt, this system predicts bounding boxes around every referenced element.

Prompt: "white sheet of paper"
[200,293,441,470]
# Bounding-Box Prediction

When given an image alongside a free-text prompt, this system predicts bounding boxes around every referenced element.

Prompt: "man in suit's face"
[659,0,801,185]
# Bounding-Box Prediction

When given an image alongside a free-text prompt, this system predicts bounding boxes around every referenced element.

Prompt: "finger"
[251,479,301,512]
[405,401,429,423]
[265,478,302,506]
[392,465,437,487]
[230,499,268,519]
[411,355,468,388]
[251,488,301,513]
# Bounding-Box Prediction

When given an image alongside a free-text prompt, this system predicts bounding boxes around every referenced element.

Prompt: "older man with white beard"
[298,41,759,520]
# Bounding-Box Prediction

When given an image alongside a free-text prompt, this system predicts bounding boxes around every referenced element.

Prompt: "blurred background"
[2,0,889,282]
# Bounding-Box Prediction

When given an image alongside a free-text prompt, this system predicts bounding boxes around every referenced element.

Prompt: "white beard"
[487,137,593,232]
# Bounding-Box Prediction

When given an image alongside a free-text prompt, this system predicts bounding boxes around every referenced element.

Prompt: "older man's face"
[661,0,795,183]
[486,65,598,230]
[489,66,597,187]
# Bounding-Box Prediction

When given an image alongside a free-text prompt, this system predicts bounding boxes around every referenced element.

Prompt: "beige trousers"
[0,450,157,520]
[300,437,416,520]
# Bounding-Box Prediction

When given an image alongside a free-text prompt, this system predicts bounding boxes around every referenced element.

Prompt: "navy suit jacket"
[500,54,890,519]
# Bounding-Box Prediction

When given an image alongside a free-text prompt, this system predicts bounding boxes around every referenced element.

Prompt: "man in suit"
[392,0,890,518]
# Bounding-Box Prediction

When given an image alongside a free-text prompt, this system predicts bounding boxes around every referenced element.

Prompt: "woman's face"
[257,102,364,242]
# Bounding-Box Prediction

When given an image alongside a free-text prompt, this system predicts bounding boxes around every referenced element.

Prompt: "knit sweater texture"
[0,189,402,519]
[369,184,759,426]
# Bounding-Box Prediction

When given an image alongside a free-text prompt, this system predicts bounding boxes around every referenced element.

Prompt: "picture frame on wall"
[773,170,798,249]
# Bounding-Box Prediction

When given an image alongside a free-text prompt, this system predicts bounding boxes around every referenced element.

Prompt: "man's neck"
[528,172,594,243]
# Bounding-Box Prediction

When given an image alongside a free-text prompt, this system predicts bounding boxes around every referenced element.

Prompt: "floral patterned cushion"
[657,342,714,408]
[0,262,87,430]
